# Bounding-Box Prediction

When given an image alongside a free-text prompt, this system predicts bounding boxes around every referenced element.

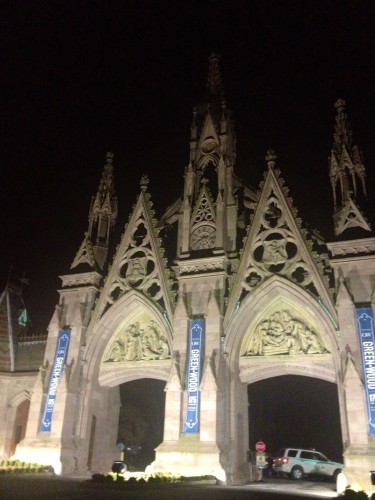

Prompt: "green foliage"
[344,488,370,499]
[0,460,51,474]
[102,470,215,485]
[92,473,107,482]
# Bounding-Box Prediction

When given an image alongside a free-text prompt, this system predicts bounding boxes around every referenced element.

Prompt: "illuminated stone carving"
[242,310,328,356]
[104,320,170,362]
[243,194,313,292]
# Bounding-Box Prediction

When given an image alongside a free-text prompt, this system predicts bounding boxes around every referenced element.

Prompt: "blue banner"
[356,308,375,436]
[183,319,205,433]
[39,329,71,432]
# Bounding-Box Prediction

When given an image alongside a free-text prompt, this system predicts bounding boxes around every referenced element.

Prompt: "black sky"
[2,0,375,332]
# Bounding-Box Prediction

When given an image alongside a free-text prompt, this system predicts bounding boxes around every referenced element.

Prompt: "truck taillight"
[282,457,288,464]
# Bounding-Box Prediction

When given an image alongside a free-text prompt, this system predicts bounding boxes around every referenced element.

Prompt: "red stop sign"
[255,441,266,452]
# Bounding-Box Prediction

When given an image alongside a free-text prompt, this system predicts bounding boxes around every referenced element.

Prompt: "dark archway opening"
[11,399,30,455]
[118,379,166,470]
[248,375,343,462]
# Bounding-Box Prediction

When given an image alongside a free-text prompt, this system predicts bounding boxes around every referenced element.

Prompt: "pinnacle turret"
[71,152,118,271]
[88,152,118,241]
[188,53,237,200]
[329,100,370,236]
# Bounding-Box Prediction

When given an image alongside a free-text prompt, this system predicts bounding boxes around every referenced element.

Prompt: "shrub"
[344,488,370,499]
[92,473,106,482]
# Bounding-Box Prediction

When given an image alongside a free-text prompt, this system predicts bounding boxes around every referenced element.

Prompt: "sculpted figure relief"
[243,310,328,356]
[126,257,147,284]
[262,239,288,265]
[104,320,170,363]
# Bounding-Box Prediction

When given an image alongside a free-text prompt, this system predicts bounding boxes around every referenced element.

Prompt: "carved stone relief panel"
[242,194,313,291]
[106,218,164,307]
[102,320,171,363]
[241,309,329,357]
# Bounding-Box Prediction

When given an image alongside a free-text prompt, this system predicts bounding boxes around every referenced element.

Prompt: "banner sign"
[39,329,71,432]
[183,319,204,433]
[356,308,375,436]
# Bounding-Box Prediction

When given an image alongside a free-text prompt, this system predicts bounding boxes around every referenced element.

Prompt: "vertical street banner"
[39,329,71,432]
[356,307,375,436]
[183,319,205,433]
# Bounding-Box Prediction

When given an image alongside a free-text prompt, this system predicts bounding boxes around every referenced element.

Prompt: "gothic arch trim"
[8,390,31,408]
[240,358,337,385]
[85,290,173,384]
[99,364,171,387]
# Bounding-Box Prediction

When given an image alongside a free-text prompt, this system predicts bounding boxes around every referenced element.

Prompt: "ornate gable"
[71,234,96,269]
[94,175,174,322]
[335,198,371,235]
[190,182,216,251]
[196,113,220,170]
[226,153,335,319]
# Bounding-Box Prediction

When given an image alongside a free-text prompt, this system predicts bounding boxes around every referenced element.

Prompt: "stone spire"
[206,52,225,104]
[88,152,118,243]
[188,53,237,196]
[329,100,370,235]
[71,152,118,270]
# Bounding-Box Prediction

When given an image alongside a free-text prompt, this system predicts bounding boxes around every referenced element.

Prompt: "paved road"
[0,475,339,500]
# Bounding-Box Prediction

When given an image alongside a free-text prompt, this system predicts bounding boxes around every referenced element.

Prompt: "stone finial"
[265,149,277,168]
[106,151,114,163]
[140,174,149,191]
[334,99,346,110]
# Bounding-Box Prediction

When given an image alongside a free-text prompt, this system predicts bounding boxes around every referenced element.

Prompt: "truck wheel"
[290,466,304,480]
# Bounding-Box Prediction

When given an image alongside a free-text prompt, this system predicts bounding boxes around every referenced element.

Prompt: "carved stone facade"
[1,54,375,493]
[241,310,328,357]
[103,320,170,362]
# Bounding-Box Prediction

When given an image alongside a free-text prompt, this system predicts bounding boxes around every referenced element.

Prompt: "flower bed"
[88,471,217,487]
[0,459,53,474]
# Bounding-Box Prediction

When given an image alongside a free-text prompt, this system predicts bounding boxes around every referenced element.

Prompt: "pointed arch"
[224,275,340,384]
[8,390,31,408]
[85,290,173,387]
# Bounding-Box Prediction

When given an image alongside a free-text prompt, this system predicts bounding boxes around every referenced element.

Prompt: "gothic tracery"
[242,192,315,293]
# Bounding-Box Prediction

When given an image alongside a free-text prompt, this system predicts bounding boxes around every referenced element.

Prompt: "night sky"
[2,1,375,335]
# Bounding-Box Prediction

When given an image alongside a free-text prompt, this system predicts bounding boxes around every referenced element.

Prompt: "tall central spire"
[189,53,236,196]
[206,52,225,104]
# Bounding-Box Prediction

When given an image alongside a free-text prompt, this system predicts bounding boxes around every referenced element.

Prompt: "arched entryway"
[117,379,166,469]
[11,399,30,456]
[247,375,343,462]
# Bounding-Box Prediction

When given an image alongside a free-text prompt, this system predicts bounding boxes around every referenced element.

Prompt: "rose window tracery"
[191,224,216,250]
